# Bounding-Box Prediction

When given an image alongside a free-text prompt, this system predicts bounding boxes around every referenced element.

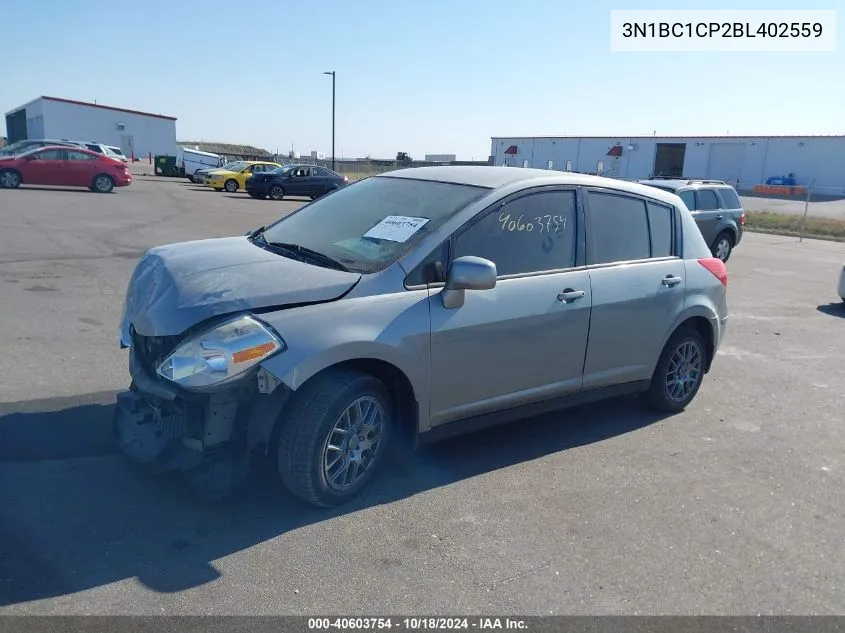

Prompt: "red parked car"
[0,145,132,193]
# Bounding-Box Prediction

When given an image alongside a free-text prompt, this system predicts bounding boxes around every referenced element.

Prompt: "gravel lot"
[1,176,844,615]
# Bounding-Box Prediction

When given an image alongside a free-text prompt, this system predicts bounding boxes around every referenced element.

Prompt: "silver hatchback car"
[115,167,729,506]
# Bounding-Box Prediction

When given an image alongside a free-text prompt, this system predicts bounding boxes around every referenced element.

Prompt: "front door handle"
[662,275,683,287]
[557,288,586,303]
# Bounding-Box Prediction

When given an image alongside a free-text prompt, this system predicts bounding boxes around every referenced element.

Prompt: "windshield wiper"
[266,241,352,272]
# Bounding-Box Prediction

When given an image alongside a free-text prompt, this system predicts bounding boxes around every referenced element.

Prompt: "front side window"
[67,150,94,161]
[260,176,488,274]
[588,192,650,264]
[697,189,720,210]
[36,149,66,160]
[453,190,577,276]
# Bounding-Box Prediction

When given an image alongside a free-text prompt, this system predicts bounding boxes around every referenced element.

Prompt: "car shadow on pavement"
[9,186,100,194]
[0,391,672,606]
[816,302,845,318]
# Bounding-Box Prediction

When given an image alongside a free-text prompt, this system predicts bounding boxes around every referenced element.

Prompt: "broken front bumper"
[114,346,290,473]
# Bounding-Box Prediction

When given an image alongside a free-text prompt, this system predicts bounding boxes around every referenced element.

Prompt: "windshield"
[0,140,36,156]
[260,176,488,274]
[221,161,247,172]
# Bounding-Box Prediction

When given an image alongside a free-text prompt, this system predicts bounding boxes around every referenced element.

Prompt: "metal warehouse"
[490,135,845,195]
[4,96,178,159]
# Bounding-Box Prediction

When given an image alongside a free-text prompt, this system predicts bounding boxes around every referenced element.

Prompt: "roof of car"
[380,166,684,204]
[638,178,733,191]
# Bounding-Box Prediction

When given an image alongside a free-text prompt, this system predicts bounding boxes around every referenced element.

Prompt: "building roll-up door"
[5,109,28,143]
[706,143,746,186]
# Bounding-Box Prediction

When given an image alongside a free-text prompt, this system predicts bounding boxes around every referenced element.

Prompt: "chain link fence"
[271,156,491,181]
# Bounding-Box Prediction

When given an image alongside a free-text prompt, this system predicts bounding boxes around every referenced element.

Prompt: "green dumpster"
[154,155,179,177]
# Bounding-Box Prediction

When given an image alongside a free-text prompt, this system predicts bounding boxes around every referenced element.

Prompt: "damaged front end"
[114,314,291,498]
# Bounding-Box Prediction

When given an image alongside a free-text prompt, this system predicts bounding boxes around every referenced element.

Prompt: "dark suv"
[639,179,745,262]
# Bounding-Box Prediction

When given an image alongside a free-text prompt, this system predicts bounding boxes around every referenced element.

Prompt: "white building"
[4,96,178,159]
[490,135,845,194]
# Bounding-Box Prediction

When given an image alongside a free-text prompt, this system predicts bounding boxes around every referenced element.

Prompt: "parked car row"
[0,144,132,193]
[637,178,745,263]
[192,160,349,201]
[0,138,128,163]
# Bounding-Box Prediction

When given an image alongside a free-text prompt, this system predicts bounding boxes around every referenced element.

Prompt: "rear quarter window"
[717,187,742,209]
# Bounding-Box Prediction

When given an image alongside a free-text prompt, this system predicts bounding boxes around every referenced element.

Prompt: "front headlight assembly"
[157,314,285,390]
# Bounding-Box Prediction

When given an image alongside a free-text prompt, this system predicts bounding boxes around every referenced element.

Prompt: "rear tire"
[711,231,733,263]
[642,326,707,413]
[224,179,238,193]
[268,185,284,201]
[0,169,21,189]
[92,174,115,193]
[275,369,392,507]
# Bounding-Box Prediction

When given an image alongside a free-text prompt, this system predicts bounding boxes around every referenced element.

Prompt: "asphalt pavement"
[1,177,844,615]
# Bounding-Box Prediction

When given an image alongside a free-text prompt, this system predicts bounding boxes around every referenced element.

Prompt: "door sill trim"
[418,380,651,446]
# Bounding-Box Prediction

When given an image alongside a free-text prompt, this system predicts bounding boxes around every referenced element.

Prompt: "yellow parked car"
[205,161,281,193]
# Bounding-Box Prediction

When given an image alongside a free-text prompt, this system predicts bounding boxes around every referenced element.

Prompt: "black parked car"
[245,164,348,200]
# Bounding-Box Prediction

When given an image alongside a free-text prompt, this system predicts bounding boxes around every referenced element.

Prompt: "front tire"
[268,185,285,201]
[92,174,115,193]
[224,179,239,193]
[712,231,733,262]
[0,169,22,189]
[276,369,392,507]
[642,326,707,412]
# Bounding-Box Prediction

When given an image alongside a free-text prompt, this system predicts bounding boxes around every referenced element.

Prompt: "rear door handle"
[557,288,586,303]
[662,275,683,287]
[714,214,724,220]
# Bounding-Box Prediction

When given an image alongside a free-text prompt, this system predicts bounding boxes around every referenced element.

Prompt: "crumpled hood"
[120,236,361,338]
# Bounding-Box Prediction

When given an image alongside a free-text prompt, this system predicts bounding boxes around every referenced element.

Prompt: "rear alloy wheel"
[269,185,284,201]
[224,179,239,193]
[0,169,21,189]
[712,232,733,263]
[642,326,707,412]
[92,174,115,193]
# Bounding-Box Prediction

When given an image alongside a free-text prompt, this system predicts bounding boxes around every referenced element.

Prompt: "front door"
[428,188,591,427]
[21,148,68,185]
[287,167,311,196]
[581,189,686,389]
[120,135,134,160]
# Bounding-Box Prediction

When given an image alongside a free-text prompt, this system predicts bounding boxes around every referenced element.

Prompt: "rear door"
[64,150,99,187]
[687,188,721,245]
[309,167,330,196]
[582,189,685,389]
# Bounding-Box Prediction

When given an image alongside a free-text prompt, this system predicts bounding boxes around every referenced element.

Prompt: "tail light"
[739,211,745,227]
[698,257,727,287]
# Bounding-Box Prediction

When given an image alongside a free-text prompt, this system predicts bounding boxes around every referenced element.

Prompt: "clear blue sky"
[2,0,842,159]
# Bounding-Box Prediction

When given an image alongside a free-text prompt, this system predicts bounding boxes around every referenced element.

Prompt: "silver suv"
[115,167,730,506]
[638,179,745,262]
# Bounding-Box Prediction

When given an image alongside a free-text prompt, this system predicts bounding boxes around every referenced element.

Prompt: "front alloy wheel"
[0,169,21,189]
[276,369,392,507]
[269,185,284,201]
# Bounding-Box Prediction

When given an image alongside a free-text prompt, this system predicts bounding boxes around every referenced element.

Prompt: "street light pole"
[323,71,336,171]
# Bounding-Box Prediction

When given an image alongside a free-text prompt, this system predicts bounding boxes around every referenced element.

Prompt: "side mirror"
[441,256,497,309]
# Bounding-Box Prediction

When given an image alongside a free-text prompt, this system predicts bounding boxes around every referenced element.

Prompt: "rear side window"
[678,190,696,210]
[588,192,650,264]
[717,187,741,209]
[454,190,577,276]
[697,189,720,210]
[647,202,674,258]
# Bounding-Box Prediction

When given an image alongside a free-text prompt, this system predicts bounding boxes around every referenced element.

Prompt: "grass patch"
[745,211,845,242]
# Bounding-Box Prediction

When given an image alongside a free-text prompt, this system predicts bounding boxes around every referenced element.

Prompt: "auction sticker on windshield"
[364,216,430,242]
